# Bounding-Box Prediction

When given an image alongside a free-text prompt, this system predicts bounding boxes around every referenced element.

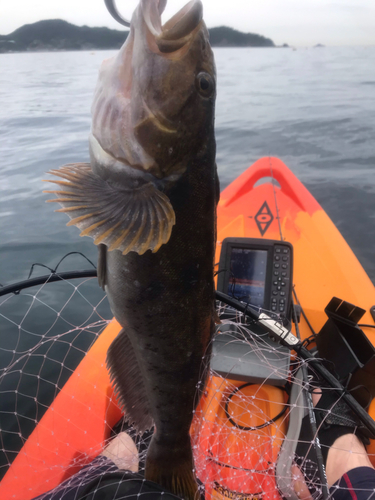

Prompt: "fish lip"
[143,0,204,54]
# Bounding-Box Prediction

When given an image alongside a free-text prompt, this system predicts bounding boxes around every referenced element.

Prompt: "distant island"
[0,19,276,53]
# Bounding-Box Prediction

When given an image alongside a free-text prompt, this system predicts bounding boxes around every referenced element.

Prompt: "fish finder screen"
[228,247,267,307]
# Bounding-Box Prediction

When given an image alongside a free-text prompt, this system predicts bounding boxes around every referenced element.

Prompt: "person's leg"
[100,430,139,472]
[326,434,373,486]
[32,432,139,500]
[293,388,375,500]
[332,465,375,500]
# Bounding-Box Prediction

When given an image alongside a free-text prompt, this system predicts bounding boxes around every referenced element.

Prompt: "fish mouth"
[142,0,204,53]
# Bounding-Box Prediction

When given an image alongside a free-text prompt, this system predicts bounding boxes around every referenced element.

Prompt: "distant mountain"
[0,19,275,53]
[209,26,274,48]
[0,19,126,52]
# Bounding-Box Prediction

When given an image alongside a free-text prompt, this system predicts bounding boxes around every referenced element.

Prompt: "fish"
[44,0,218,498]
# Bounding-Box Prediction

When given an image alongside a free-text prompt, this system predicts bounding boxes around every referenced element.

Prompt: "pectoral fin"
[44,163,175,255]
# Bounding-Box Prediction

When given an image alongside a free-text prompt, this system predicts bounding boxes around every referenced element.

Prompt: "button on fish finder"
[217,238,293,321]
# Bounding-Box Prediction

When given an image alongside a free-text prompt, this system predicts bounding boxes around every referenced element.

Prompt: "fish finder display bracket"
[217,238,293,321]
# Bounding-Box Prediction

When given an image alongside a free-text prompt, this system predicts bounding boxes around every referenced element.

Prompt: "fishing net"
[1,264,374,500]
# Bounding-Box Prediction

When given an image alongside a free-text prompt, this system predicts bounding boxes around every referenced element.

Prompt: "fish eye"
[196,72,215,98]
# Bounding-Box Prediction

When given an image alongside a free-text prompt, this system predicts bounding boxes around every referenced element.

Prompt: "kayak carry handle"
[220,157,321,215]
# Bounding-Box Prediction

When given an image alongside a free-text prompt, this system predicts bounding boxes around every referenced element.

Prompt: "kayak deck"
[217,157,375,337]
[2,157,375,500]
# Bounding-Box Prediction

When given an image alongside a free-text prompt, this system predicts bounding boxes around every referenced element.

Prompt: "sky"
[1,0,375,47]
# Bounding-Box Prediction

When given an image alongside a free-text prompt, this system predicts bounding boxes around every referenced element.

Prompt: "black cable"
[0,252,98,297]
[27,252,96,279]
[27,263,55,277]
[214,269,226,278]
[292,287,317,336]
[215,291,375,439]
[301,334,318,350]
[224,382,287,431]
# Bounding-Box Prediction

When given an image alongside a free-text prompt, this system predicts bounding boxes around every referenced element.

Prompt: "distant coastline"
[0,19,277,53]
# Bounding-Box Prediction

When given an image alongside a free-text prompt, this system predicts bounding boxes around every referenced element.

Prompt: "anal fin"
[107,328,153,434]
[44,163,175,255]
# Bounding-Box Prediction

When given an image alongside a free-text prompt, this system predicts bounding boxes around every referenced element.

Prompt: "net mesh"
[0,277,374,500]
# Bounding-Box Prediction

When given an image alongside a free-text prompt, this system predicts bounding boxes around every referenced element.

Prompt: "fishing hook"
[104,0,131,27]
[104,0,168,27]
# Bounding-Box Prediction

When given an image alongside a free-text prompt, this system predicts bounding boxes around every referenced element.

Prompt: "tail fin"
[145,434,198,500]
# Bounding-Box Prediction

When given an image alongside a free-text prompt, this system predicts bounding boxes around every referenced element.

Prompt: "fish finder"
[217,238,293,320]
[212,238,293,384]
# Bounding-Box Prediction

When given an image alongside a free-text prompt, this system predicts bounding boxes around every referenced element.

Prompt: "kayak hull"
[3,157,375,500]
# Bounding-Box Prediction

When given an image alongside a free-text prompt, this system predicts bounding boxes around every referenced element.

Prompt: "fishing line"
[268,157,283,241]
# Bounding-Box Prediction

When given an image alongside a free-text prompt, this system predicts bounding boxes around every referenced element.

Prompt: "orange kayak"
[3,157,375,500]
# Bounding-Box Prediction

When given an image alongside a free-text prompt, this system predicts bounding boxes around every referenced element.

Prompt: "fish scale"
[45,0,218,498]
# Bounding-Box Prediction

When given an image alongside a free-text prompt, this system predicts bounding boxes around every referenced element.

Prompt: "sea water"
[1,47,375,286]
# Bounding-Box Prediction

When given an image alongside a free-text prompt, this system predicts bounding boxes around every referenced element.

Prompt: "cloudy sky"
[1,0,375,46]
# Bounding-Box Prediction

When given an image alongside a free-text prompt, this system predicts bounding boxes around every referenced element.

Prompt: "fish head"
[91,0,216,180]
